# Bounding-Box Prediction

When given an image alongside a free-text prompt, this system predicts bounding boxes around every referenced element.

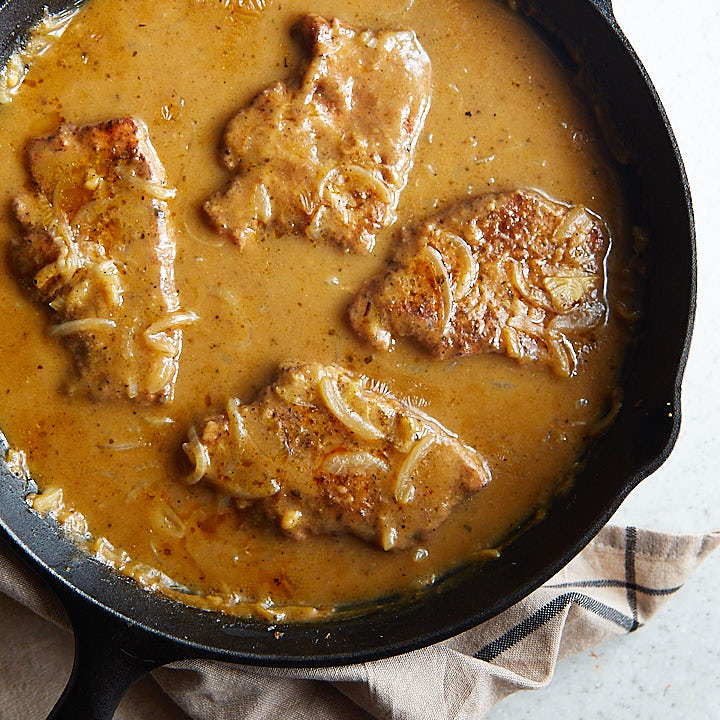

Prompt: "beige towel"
[0,525,717,720]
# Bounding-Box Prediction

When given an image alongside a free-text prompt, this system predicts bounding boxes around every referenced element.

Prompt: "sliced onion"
[145,310,199,336]
[422,245,453,334]
[226,397,247,450]
[590,387,623,436]
[318,165,392,204]
[145,356,177,396]
[501,326,523,359]
[152,499,186,539]
[92,260,124,307]
[115,165,176,200]
[544,273,596,311]
[553,206,594,246]
[394,433,435,504]
[253,182,272,223]
[507,313,544,339]
[547,331,577,378]
[306,205,326,240]
[381,524,398,551]
[30,487,64,515]
[507,258,553,311]
[549,300,606,334]
[143,311,198,354]
[441,233,478,300]
[63,277,90,313]
[321,450,389,477]
[127,373,139,399]
[182,425,210,485]
[93,536,130,568]
[49,317,116,336]
[342,165,393,203]
[319,375,384,441]
[73,198,115,227]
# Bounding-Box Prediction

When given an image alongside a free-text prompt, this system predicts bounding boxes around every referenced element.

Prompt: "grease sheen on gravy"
[0,0,632,616]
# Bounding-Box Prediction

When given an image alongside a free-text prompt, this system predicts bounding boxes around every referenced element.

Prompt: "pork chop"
[182,362,490,550]
[10,118,195,402]
[203,14,432,253]
[348,190,609,376]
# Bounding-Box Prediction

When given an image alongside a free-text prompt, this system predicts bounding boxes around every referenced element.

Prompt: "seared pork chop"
[204,14,432,253]
[183,362,490,550]
[348,190,609,376]
[11,118,195,402]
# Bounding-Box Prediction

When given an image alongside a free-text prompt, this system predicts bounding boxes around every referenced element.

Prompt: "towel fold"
[1,524,717,720]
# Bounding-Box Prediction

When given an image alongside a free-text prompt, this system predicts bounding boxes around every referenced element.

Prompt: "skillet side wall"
[0,0,83,57]
[0,0,694,666]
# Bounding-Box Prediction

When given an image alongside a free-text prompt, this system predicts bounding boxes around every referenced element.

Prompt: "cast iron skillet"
[0,0,695,717]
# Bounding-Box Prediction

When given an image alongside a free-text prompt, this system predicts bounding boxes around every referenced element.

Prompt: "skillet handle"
[46,588,177,720]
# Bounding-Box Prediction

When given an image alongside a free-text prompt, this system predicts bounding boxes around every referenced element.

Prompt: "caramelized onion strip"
[92,260,124,307]
[114,165,176,200]
[143,311,198,354]
[321,450,389,477]
[227,397,246,449]
[442,233,478,300]
[319,376,384,441]
[182,425,210,485]
[318,165,392,205]
[253,183,272,222]
[547,331,577,378]
[49,317,116,336]
[395,433,435,504]
[423,245,453,334]
[145,357,177,396]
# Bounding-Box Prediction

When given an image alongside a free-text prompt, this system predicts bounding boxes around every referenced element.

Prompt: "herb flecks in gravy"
[0,0,633,618]
[205,14,432,253]
[349,189,609,376]
[10,117,195,402]
[184,362,491,551]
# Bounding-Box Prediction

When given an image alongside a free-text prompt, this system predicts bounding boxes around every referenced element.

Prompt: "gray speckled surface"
[487,0,720,717]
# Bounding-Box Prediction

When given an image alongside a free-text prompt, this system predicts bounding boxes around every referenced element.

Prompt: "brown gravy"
[0,0,632,617]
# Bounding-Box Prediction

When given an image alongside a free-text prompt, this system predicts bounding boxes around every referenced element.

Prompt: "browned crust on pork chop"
[348,190,609,376]
[10,118,194,402]
[182,362,490,550]
[203,14,432,253]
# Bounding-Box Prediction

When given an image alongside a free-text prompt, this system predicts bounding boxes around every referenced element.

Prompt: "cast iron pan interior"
[0,0,695,716]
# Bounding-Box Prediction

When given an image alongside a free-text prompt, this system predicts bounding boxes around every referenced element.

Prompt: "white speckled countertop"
[488,1,720,717]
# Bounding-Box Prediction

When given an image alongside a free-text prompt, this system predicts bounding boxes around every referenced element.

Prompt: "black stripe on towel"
[625,526,640,631]
[474,592,636,662]
[544,579,681,597]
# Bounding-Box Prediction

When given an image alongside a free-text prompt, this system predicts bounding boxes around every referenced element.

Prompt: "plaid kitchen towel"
[0,524,718,720]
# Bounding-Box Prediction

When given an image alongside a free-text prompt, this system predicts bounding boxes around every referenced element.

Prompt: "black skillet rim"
[0,0,695,667]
